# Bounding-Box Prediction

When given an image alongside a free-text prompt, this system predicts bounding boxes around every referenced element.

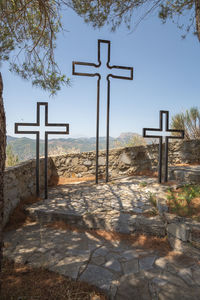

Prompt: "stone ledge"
[169,165,200,184]
[26,208,166,237]
[156,194,169,215]
[163,213,200,251]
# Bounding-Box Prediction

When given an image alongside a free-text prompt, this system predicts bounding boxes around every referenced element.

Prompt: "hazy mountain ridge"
[7,132,146,161]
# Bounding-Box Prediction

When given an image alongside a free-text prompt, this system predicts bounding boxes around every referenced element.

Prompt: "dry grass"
[132,170,158,177]
[49,175,96,186]
[50,171,159,187]
[174,162,200,166]
[1,257,107,300]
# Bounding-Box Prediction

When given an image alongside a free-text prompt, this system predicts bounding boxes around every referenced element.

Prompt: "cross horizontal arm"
[165,129,184,139]
[45,123,69,135]
[15,123,40,134]
[143,128,163,138]
[107,65,133,80]
[72,61,100,77]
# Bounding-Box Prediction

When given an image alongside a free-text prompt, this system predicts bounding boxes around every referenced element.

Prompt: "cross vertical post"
[72,39,133,183]
[15,102,69,199]
[143,110,184,183]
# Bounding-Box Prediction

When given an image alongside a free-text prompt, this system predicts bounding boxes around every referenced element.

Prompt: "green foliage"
[0,0,70,94]
[148,192,158,215]
[171,107,200,139]
[148,192,157,208]
[139,181,148,187]
[167,184,200,217]
[1,0,199,94]
[70,0,199,40]
[6,144,19,167]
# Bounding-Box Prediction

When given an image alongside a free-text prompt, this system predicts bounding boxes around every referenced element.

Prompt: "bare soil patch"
[49,175,96,186]
[1,258,107,300]
[4,195,42,232]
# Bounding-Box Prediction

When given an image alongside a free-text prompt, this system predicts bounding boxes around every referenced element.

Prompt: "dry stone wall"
[4,139,200,226]
[50,140,200,179]
[4,158,52,226]
[50,144,158,179]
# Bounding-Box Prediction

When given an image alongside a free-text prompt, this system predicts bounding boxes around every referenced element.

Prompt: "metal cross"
[72,39,133,183]
[15,102,69,199]
[143,110,184,183]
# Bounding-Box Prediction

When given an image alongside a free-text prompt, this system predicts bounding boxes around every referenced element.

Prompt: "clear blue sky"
[1,7,200,139]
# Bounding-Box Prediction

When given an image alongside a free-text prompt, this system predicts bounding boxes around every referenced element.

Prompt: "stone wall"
[50,144,158,179]
[50,140,200,180]
[4,139,200,226]
[4,158,52,226]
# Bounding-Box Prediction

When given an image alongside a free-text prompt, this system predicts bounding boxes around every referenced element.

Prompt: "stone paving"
[26,176,169,236]
[3,175,200,299]
[3,222,200,299]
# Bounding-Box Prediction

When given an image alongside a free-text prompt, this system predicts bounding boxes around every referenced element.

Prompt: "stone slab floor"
[3,222,200,299]
[3,176,200,299]
[25,176,169,236]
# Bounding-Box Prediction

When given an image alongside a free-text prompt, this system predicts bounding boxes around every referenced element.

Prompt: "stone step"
[25,176,168,237]
[169,165,200,184]
[26,205,166,237]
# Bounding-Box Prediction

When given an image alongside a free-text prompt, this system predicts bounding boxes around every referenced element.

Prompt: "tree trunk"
[0,72,6,286]
[195,0,200,41]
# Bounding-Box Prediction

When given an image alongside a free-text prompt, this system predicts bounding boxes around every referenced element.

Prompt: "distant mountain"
[6,133,147,162]
[118,132,139,139]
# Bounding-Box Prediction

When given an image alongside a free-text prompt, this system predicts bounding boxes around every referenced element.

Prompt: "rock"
[154,257,168,269]
[122,259,139,275]
[193,268,200,286]
[139,256,156,270]
[93,246,108,257]
[178,268,195,286]
[91,256,105,266]
[121,250,139,261]
[129,215,166,237]
[167,223,190,242]
[79,265,114,291]
[98,157,106,166]
[156,196,168,214]
[49,256,87,279]
[115,273,151,300]
[104,258,121,272]
[167,234,185,251]
[83,160,92,167]
[119,152,131,165]
[156,271,200,300]
[189,228,200,249]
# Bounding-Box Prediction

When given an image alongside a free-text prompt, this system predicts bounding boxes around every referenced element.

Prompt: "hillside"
[7,132,147,162]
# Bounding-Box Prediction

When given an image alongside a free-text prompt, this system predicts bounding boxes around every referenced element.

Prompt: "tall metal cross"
[72,39,133,183]
[143,110,184,183]
[15,102,69,199]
